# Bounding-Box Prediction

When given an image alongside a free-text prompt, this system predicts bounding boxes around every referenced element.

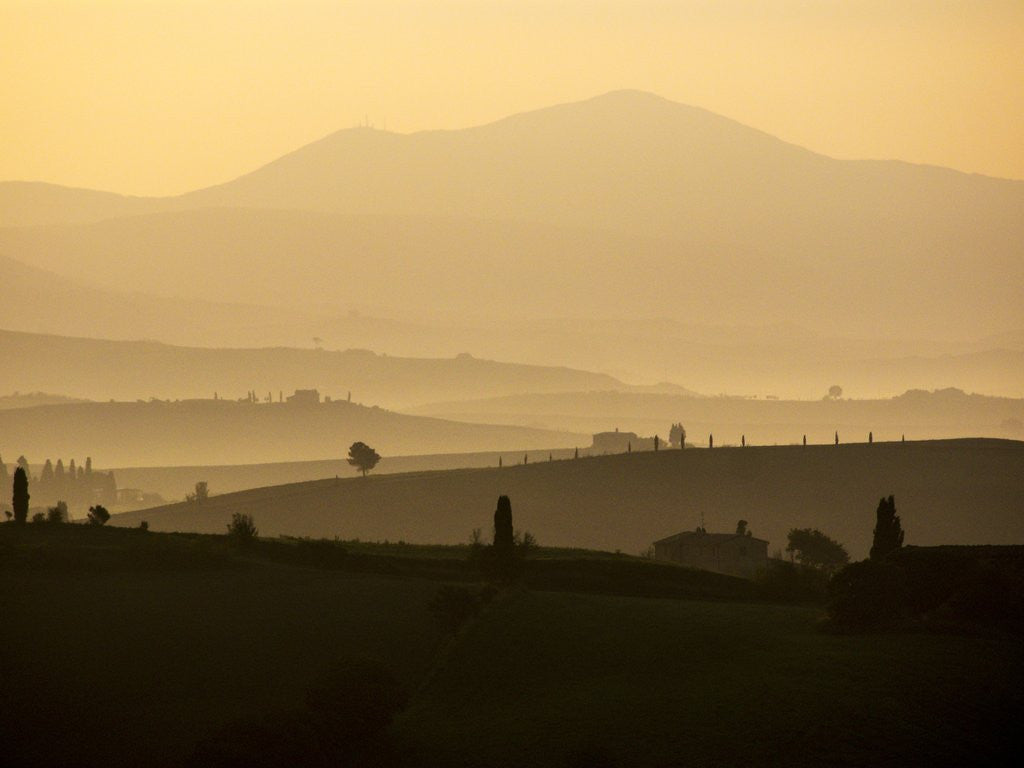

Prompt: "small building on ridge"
[653,529,768,579]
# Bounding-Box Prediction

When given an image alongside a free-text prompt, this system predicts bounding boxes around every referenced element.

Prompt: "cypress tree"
[870,495,905,560]
[13,466,30,524]
[493,495,514,553]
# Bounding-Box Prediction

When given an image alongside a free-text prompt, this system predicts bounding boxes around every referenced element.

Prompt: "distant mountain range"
[1,90,1021,396]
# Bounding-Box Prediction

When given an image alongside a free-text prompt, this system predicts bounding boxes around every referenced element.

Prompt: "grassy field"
[116,438,1024,560]
[2,525,1020,767]
[0,527,444,768]
[396,591,1021,767]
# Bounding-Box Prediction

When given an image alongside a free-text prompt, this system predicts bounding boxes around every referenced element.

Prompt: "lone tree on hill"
[786,528,849,574]
[827,385,843,400]
[347,441,381,477]
[870,495,904,560]
[12,466,30,524]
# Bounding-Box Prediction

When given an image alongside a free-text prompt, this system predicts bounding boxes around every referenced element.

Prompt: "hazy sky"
[2,0,1022,196]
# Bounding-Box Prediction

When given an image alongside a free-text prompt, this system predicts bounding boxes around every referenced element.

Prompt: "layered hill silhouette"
[2,90,1022,345]
[0,328,621,406]
[115,439,1024,560]
[0,243,1020,397]
[0,397,586,467]
[411,388,1024,444]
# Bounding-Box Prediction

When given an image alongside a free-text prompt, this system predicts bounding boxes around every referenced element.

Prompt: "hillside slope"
[412,388,1024,443]
[0,328,622,406]
[0,399,586,467]
[116,439,1024,560]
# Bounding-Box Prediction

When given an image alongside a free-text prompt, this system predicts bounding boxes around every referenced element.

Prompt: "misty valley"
[2,19,1023,767]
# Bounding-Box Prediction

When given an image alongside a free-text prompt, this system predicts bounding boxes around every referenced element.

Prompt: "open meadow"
[2,524,1020,767]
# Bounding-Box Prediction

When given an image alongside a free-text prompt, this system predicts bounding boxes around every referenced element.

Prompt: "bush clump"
[226,513,258,545]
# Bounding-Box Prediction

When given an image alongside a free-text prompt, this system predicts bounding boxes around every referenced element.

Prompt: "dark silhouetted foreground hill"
[2,525,1019,767]
[117,439,1024,560]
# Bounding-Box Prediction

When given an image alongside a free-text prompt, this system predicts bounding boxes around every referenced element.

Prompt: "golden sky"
[2,0,1022,196]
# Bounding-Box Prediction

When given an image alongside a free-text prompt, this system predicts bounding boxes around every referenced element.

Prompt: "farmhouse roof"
[653,531,769,546]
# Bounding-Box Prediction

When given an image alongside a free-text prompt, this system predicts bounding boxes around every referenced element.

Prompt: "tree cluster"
[1,453,116,514]
[785,528,850,574]
[668,422,686,448]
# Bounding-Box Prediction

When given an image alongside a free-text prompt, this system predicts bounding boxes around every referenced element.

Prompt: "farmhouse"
[653,529,768,579]
[286,389,320,405]
[591,429,656,453]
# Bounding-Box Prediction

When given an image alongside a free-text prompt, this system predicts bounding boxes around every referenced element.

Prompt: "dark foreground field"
[2,525,1020,767]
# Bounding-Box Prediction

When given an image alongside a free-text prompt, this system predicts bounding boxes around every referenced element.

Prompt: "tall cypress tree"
[493,495,513,553]
[870,495,904,560]
[13,466,30,524]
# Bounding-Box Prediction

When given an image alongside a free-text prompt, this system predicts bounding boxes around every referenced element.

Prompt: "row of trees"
[784,496,906,574]
[1,453,117,509]
[3,464,111,525]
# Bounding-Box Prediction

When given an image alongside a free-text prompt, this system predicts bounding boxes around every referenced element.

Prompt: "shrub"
[47,501,68,524]
[785,528,849,574]
[31,512,46,524]
[139,520,149,531]
[87,505,111,526]
[226,513,258,544]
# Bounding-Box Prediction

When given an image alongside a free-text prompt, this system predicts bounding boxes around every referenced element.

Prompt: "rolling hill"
[0,398,586,467]
[0,328,622,406]
[115,439,1024,560]
[410,387,1024,444]
[5,526,1019,767]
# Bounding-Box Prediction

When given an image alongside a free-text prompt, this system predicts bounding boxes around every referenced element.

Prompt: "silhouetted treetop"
[347,441,381,477]
[870,495,904,560]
